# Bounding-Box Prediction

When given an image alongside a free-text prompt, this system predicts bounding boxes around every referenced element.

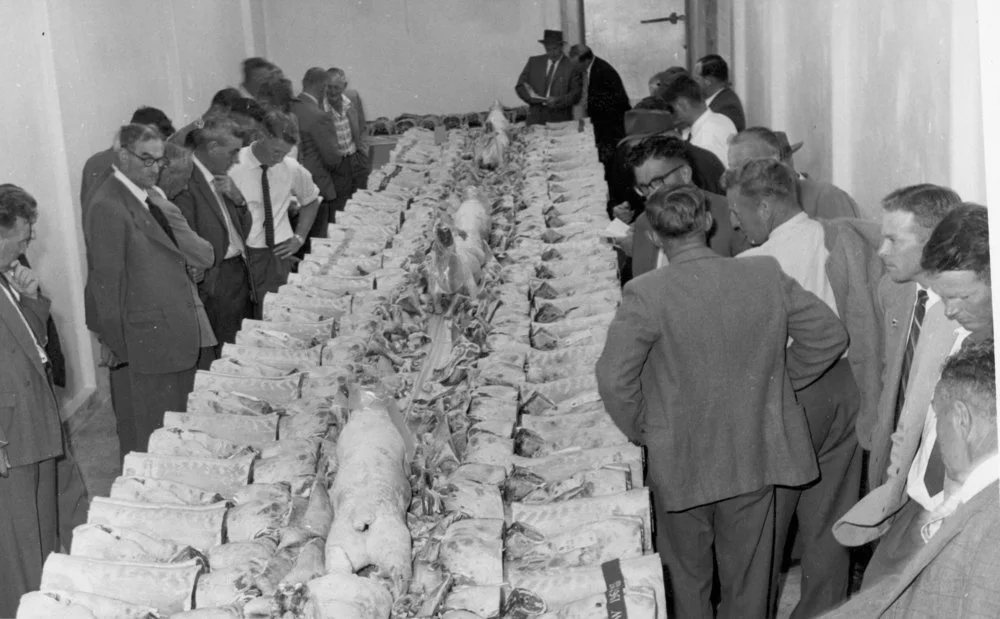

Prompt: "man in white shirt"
[659,74,736,164]
[227,110,320,316]
[724,158,868,617]
[822,340,999,618]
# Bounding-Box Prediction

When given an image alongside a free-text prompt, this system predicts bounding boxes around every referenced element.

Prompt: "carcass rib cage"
[18,122,664,619]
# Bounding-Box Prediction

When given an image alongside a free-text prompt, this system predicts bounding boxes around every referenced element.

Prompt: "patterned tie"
[893,289,928,427]
[260,164,275,248]
[544,59,557,97]
[145,198,178,246]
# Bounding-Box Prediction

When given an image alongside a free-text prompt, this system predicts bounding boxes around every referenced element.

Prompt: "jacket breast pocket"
[127,308,165,326]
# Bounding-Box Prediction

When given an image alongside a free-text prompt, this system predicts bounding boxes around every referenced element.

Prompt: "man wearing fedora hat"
[515,30,582,125]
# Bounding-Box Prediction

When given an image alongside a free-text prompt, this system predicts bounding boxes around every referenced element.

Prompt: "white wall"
[733,0,985,219]
[259,0,561,119]
[0,1,256,416]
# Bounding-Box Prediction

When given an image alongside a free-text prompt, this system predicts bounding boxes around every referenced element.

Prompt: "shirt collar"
[705,89,721,106]
[915,282,942,307]
[192,154,215,185]
[243,145,263,168]
[955,453,1000,505]
[690,108,711,133]
[112,165,150,204]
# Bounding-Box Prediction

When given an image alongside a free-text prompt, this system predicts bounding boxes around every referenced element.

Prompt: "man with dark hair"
[0,184,64,614]
[695,54,746,131]
[648,66,689,98]
[568,44,631,172]
[291,68,339,243]
[170,87,243,147]
[659,74,736,162]
[130,106,175,139]
[824,339,999,617]
[862,184,963,489]
[837,203,991,586]
[725,158,884,617]
[84,124,202,459]
[324,67,370,214]
[174,117,254,353]
[227,111,320,314]
[515,30,583,125]
[727,126,859,222]
[239,57,279,100]
[597,183,847,619]
[229,97,267,146]
[624,135,734,277]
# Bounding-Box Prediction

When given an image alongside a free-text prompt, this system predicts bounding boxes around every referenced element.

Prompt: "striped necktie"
[261,164,275,248]
[893,289,928,427]
[544,59,558,97]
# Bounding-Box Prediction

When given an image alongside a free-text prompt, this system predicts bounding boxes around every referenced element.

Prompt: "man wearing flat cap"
[515,30,583,125]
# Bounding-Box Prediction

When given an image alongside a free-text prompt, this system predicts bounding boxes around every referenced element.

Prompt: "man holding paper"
[515,30,583,125]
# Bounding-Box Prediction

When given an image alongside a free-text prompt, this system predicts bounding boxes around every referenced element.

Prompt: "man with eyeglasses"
[84,123,203,459]
[624,134,734,278]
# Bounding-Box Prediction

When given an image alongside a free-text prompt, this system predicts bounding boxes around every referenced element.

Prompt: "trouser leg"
[55,428,89,552]
[660,503,716,618]
[714,485,776,619]
[109,364,136,460]
[331,156,354,213]
[128,368,196,452]
[350,152,370,195]
[201,257,254,351]
[0,459,56,617]
[246,247,292,320]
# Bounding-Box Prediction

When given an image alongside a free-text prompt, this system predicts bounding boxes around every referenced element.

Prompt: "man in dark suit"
[597,184,848,619]
[866,185,962,489]
[515,30,583,125]
[568,44,631,170]
[823,340,999,618]
[173,116,255,353]
[290,67,339,239]
[695,54,746,131]
[0,185,63,615]
[84,124,201,457]
[725,158,882,617]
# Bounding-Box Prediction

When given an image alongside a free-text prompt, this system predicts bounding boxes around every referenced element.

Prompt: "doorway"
[582,0,688,103]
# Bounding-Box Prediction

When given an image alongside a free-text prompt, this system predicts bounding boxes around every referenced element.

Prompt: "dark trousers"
[660,485,776,619]
[0,458,57,617]
[246,246,292,319]
[109,364,133,464]
[331,151,370,213]
[200,256,254,351]
[123,367,195,454]
[862,498,928,587]
[56,428,89,551]
[772,358,862,619]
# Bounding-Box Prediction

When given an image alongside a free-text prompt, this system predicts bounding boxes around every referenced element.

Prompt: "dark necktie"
[146,198,178,246]
[544,60,557,97]
[892,289,928,428]
[261,164,275,248]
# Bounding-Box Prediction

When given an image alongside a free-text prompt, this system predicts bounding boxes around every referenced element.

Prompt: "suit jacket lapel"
[0,291,47,379]
[193,169,230,244]
[112,176,182,255]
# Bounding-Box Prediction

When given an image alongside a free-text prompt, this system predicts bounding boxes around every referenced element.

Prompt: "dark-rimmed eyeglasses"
[125,148,170,168]
[634,163,687,197]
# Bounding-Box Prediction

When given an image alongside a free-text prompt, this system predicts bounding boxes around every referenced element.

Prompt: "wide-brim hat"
[539,30,565,45]
[618,109,684,147]
[774,130,804,156]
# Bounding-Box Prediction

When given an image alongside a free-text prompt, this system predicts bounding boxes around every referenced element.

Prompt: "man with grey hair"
[0,184,64,613]
[597,183,846,618]
[724,158,883,617]
[291,67,340,240]
[84,123,203,458]
[325,67,370,214]
[727,126,859,227]
[824,339,999,617]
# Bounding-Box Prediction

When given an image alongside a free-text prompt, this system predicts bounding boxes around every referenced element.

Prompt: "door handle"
[640,12,686,25]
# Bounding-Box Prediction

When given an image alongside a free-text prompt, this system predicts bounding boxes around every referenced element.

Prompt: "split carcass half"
[325,404,412,598]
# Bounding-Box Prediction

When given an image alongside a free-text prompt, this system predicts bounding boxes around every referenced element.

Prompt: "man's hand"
[213,176,245,205]
[273,236,304,260]
[612,203,635,224]
[187,266,206,283]
[0,445,10,478]
[7,263,39,299]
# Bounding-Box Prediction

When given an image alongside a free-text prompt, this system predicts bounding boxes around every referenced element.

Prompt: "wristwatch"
[293,233,305,245]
